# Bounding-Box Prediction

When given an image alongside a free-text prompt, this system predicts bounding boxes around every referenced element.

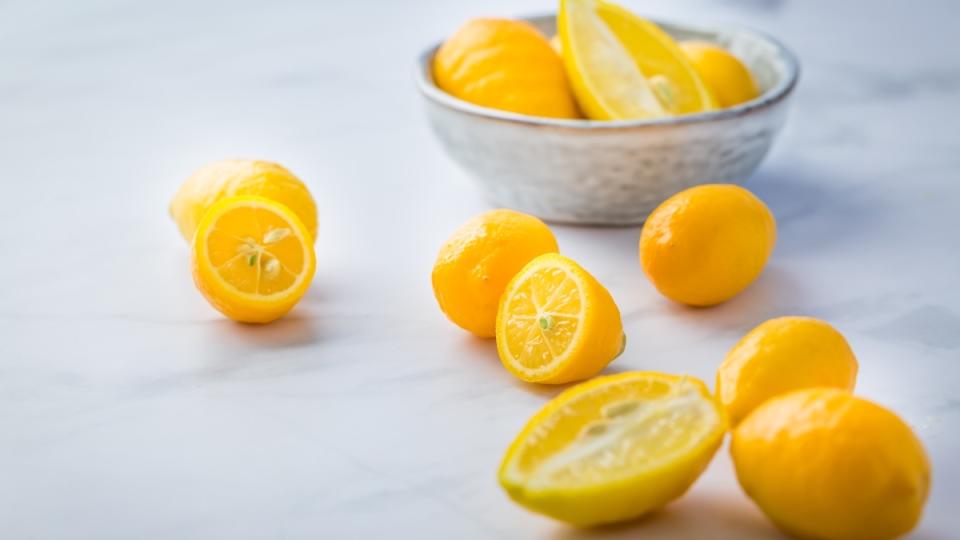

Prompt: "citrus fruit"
[433,18,579,119]
[558,0,714,120]
[432,209,558,338]
[558,0,663,120]
[550,34,562,55]
[499,371,726,526]
[191,195,316,323]
[640,184,776,306]
[732,388,930,540]
[593,1,716,115]
[495,253,623,384]
[717,316,858,425]
[170,159,317,244]
[680,41,760,108]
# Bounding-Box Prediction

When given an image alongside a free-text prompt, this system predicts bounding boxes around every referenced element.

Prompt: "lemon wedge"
[499,371,726,526]
[559,0,715,119]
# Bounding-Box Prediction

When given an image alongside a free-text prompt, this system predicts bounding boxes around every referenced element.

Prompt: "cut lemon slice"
[495,253,623,384]
[191,195,316,323]
[559,0,715,119]
[499,372,726,526]
[595,1,716,114]
[559,0,666,120]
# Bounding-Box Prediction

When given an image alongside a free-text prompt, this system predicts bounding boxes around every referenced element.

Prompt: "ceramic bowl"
[415,15,799,225]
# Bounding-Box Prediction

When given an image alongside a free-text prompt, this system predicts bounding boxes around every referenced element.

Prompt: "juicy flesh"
[513,378,720,489]
[205,205,305,296]
[503,266,582,372]
[563,0,666,118]
[594,1,714,114]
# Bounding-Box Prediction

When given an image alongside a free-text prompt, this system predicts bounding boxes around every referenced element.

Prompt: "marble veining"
[1,0,958,538]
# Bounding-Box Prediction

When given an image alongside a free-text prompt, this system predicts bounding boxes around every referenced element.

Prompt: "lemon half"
[499,371,726,526]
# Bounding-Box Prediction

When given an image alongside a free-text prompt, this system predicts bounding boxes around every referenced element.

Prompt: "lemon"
[170,159,317,244]
[717,317,858,425]
[433,18,579,119]
[593,1,716,115]
[499,371,726,526]
[191,195,316,323]
[680,41,760,108]
[558,0,714,119]
[432,210,559,338]
[559,0,664,120]
[496,253,623,384]
[549,34,562,55]
[640,184,776,306]
[732,388,930,540]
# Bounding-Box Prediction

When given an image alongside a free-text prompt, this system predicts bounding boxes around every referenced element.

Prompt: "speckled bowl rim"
[415,14,800,131]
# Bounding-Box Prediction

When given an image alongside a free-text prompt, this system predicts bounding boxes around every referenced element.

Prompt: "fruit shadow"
[550,224,642,269]
[548,160,880,260]
[548,492,782,540]
[210,313,321,349]
[456,334,578,400]
[745,162,881,258]
[501,361,638,401]
[653,263,811,334]
[205,265,343,350]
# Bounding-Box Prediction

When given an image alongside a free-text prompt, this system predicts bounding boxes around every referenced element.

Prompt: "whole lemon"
[433,209,558,338]
[640,184,775,306]
[170,159,317,244]
[433,18,579,119]
[717,316,858,425]
[680,41,760,108]
[732,388,930,540]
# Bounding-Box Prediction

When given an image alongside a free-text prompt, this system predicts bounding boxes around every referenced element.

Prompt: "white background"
[1,0,958,538]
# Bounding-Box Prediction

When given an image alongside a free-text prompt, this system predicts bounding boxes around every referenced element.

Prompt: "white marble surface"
[1,0,958,538]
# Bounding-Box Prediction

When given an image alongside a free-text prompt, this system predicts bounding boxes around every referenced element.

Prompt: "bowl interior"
[418,14,798,125]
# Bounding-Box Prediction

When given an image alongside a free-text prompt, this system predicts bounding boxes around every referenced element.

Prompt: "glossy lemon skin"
[432,209,559,338]
[433,18,579,119]
[680,41,760,108]
[732,388,930,540]
[170,159,317,243]
[495,253,623,384]
[499,372,726,526]
[191,196,316,324]
[640,184,776,306]
[717,316,858,425]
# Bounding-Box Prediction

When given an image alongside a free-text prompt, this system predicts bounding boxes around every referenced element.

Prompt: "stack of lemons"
[169,160,317,323]
[432,184,929,539]
[433,0,761,121]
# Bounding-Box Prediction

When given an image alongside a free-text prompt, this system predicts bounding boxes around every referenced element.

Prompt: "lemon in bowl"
[416,11,798,224]
[433,18,579,120]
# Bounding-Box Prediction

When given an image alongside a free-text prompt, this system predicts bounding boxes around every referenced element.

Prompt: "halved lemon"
[191,195,316,323]
[495,253,623,384]
[499,372,726,526]
[559,0,715,119]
